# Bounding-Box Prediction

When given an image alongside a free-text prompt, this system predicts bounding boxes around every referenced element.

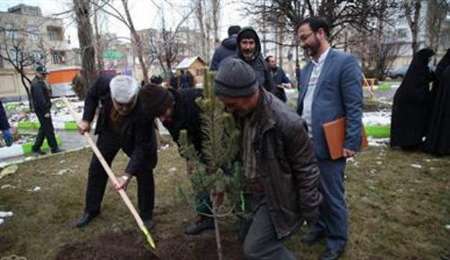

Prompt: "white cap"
[109,75,139,103]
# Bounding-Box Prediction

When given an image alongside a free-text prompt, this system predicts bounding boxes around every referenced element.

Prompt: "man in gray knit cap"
[215,58,322,259]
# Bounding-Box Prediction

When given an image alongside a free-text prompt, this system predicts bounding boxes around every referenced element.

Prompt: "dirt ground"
[1,140,450,259]
[55,230,243,260]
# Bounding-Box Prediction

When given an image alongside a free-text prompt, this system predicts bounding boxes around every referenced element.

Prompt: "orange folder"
[322,117,368,160]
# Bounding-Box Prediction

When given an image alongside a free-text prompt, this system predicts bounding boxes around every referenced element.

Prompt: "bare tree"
[193,0,219,62]
[426,0,449,62]
[92,0,105,71]
[74,0,97,92]
[94,0,149,82]
[211,0,221,45]
[0,19,49,107]
[401,0,422,54]
[194,0,208,61]
[244,0,398,41]
[146,6,195,76]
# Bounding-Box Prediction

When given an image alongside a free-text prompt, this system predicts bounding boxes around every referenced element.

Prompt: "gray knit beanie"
[214,58,258,97]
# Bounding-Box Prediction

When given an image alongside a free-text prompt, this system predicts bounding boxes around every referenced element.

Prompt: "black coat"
[390,48,435,149]
[0,100,10,131]
[30,76,52,115]
[250,89,321,238]
[423,50,450,155]
[210,35,238,71]
[162,88,205,159]
[270,67,290,103]
[235,27,274,94]
[82,75,157,174]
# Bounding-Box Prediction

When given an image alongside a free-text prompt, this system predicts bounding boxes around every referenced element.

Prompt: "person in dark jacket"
[179,70,194,89]
[210,25,241,71]
[215,58,322,259]
[74,75,162,229]
[30,65,61,155]
[423,49,450,155]
[150,75,164,85]
[235,27,275,95]
[265,55,292,102]
[0,100,13,146]
[390,48,435,150]
[141,86,216,235]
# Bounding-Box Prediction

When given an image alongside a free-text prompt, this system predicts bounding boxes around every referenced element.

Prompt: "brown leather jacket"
[253,89,322,239]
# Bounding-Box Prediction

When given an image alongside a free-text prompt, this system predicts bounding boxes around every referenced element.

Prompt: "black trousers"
[32,113,58,152]
[84,130,155,221]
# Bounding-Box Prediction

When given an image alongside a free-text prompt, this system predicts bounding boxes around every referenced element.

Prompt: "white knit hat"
[109,75,139,103]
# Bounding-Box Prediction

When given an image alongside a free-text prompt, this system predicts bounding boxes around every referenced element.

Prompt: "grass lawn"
[0,143,449,259]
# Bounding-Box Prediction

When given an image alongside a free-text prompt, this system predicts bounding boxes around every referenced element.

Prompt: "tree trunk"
[74,0,97,94]
[211,0,221,45]
[196,0,207,61]
[93,6,104,71]
[121,0,148,83]
[210,192,223,260]
[19,72,32,110]
[404,0,422,55]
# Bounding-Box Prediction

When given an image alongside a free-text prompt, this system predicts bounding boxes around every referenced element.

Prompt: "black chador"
[424,49,450,155]
[390,48,435,149]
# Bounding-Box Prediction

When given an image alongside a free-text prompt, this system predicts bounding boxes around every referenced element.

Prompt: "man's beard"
[234,108,253,118]
[242,50,254,60]
[303,37,320,58]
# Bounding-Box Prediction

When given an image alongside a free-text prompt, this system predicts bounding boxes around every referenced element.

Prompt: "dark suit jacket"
[82,75,157,175]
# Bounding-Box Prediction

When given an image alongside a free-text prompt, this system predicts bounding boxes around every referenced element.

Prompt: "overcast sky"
[0,0,249,48]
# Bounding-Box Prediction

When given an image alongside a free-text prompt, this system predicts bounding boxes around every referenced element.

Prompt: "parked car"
[386,66,409,79]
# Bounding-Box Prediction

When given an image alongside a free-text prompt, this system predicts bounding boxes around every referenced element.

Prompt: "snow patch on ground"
[363,111,391,126]
[410,164,423,169]
[0,211,14,225]
[368,137,389,147]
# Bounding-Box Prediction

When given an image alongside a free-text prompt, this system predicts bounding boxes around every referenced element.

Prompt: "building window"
[8,48,21,65]
[51,50,65,64]
[397,28,408,39]
[5,24,18,40]
[47,26,63,41]
[31,50,44,63]
[27,26,39,41]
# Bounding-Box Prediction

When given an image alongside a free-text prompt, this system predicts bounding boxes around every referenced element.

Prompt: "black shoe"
[143,219,155,230]
[32,149,46,156]
[320,247,345,260]
[184,217,215,235]
[301,231,326,246]
[74,212,99,228]
[51,148,64,154]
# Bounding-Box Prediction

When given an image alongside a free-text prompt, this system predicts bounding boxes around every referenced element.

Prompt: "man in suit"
[296,17,363,260]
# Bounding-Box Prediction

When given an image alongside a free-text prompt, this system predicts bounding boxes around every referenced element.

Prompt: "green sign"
[103,50,123,60]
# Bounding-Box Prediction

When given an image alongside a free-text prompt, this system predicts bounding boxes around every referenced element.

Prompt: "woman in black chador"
[390,48,435,150]
[423,49,450,155]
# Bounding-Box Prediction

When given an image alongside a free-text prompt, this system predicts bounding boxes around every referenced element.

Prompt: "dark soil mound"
[55,230,243,260]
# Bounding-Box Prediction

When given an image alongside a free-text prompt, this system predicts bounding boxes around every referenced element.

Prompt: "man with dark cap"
[30,65,62,155]
[210,25,241,71]
[214,58,322,259]
[74,75,162,230]
[235,27,274,95]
